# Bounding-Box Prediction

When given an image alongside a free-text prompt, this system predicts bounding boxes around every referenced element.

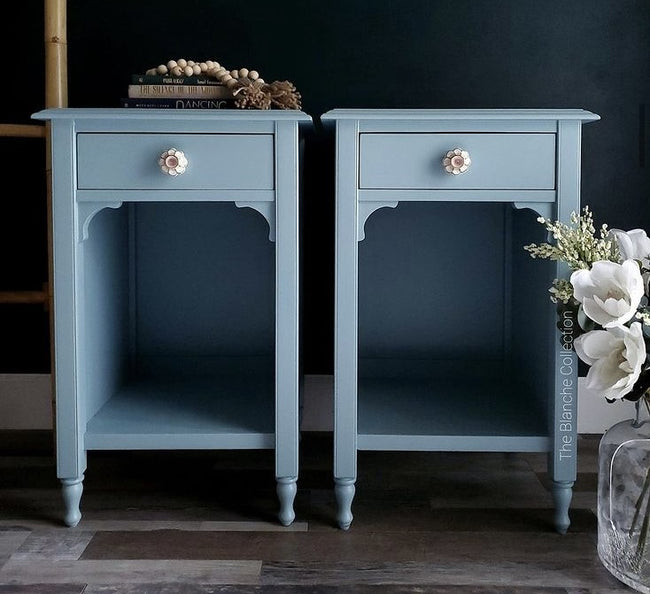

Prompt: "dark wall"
[3,0,649,373]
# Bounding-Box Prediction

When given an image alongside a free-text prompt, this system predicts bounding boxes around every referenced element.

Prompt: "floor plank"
[0,531,29,572]
[77,586,601,594]
[0,585,86,593]
[260,561,629,590]
[79,584,587,594]
[0,560,261,585]
[10,530,94,560]
[80,530,604,564]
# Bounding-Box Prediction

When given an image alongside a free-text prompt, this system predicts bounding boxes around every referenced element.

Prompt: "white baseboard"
[577,377,636,434]
[0,372,632,435]
[0,374,53,430]
[302,374,334,431]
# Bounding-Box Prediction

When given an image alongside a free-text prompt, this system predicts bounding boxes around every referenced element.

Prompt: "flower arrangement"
[526,207,650,580]
[524,206,650,404]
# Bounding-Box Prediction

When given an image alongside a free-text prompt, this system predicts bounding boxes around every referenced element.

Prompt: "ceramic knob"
[443,148,471,175]
[159,148,188,176]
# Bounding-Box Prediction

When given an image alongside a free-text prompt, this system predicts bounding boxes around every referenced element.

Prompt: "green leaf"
[577,305,596,332]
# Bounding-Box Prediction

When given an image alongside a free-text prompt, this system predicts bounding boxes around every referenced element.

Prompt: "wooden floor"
[0,431,633,593]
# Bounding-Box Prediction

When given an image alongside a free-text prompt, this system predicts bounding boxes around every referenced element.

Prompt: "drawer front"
[359,133,555,190]
[77,133,274,190]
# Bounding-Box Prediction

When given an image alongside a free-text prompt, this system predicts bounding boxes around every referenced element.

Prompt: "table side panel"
[274,120,301,480]
[50,119,87,479]
[334,119,361,481]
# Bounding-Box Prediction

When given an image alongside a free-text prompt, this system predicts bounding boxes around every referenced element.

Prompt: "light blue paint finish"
[358,435,551,452]
[277,478,298,526]
[76,189,275,203]
[552,481,573,535]
[323,108,600,122]
[77,201,122,241]
[61,476,83,528]
[358,189,557,203]
[274,120,301,484]
[81,205,131,425]
[360,133,556,190]
[333,119,360,486]
[358,121,562,134]
[77,134,274,190]
[357,202,397,241]
[357,376,547,438]
[84,375,275,449]
[236,201,276,241]
[133,202,275,358]
[36,107,312,123]
[550,121,582,487]
[513,201,554,219]
[323,108,599,534]
[48,118,87,481]
[334,479,355,531]
[32,108,311,527]
[509,207,554,449]
[359,202,506,360]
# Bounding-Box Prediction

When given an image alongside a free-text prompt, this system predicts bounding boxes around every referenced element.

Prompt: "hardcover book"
[120,98,237,109]
[127,84,233,99]
[131,74,225,86]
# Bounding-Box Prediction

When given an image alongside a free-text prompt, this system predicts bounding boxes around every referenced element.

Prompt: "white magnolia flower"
[610,228,650,266]
[571,259,644,328]
[574,323,646,401]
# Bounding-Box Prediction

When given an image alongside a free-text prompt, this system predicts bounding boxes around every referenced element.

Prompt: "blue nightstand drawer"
[359,133,556,190]
[77,133,274,191]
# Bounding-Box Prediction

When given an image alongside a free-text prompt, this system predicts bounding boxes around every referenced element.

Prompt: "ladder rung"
[0,123,46,138]
[0,290,49,305]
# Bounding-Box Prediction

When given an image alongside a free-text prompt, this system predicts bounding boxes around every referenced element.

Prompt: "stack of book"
[121,73,236,109]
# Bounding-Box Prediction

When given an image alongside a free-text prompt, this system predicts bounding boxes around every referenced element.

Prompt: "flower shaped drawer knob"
[443,148,471,175]
[159,148,188,176]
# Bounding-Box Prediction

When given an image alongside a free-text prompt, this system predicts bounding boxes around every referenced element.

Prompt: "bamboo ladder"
[0,0,67,429]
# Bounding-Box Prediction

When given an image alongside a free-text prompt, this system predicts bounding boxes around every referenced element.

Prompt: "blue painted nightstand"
[32,108,312,527]
[321,109,599,533]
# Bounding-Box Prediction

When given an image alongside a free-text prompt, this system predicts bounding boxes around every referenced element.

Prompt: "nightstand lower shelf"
[358,375,550,452]
[85,367,275,451]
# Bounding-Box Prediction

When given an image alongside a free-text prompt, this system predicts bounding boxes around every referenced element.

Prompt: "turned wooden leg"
[61,475,84,527]
[552,480,573,534]
[276,477,297,526]
[335,477,355,530]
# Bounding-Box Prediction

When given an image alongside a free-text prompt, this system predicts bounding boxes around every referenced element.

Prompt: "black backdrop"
[2,0,649,374]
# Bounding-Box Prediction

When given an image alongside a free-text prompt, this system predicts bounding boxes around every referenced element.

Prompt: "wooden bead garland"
[142,58,301,110]
[145,59,265,88]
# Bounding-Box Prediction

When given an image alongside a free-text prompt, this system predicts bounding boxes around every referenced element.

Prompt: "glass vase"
[598,400,650,593]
